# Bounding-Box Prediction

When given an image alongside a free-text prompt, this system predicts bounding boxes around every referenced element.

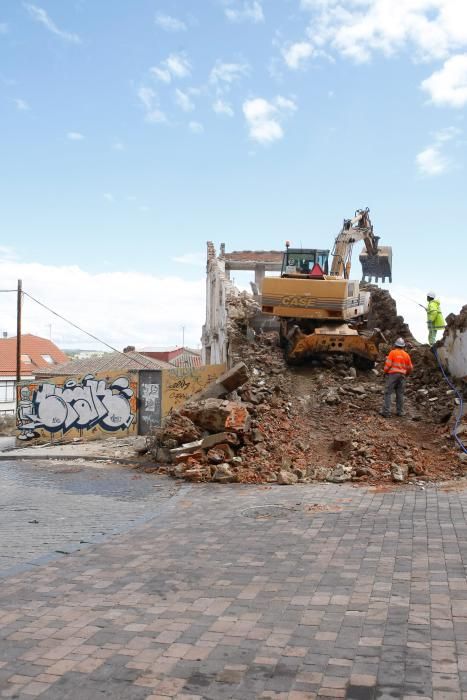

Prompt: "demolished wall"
[202,242,262,366]
[438,305,467,380]
[202,242,230,365]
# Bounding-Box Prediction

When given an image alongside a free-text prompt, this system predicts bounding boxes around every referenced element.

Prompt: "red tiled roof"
[0,334,68,376]
[169,349,202,369]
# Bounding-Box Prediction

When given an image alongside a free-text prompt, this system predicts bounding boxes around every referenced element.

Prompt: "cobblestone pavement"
[2,479,467,699]
[0,460,179,574]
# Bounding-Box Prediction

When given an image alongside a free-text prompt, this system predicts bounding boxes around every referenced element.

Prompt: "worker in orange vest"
[381,337,413,418]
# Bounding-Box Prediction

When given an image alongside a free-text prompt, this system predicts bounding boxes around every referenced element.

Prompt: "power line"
[22,291,157,370]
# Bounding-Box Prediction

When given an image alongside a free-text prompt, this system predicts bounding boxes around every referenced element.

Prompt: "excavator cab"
[281,247,329,278]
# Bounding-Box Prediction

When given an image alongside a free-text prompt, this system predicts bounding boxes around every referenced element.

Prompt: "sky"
[0,0,466,349]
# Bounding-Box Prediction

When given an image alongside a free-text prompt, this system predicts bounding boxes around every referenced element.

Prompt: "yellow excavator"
[261,208,392,368]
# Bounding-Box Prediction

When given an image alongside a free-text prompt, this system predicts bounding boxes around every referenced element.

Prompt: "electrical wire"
[22,291,158,371]
[432,346,467,454]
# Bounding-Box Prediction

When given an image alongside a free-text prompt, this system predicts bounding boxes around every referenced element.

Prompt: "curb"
[0,453,158,468]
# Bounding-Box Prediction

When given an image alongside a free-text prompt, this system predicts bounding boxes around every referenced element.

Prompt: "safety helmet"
[427,291,436,299]
[395,337,406,348]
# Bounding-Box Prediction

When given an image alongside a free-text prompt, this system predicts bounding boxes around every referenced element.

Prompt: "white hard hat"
[395,337,406,348]
[427,291,436,299]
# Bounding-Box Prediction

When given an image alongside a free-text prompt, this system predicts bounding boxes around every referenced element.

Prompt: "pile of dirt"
[365,286,414,343]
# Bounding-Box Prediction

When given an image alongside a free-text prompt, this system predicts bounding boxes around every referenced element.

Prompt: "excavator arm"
[330,208,392,283]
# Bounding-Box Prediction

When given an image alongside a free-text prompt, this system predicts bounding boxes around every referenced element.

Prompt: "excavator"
[261,208,392,368]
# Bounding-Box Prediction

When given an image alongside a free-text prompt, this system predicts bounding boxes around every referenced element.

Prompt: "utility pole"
[16,279,22,383]
[181,325,185,348]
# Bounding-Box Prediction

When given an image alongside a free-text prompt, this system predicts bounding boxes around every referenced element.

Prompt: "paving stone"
[2,480,467,697]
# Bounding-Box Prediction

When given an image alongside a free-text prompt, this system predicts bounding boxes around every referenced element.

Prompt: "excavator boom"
[331,208,392,283]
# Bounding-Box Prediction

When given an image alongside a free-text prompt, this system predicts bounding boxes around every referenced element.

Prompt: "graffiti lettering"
[17,375,135,441]
[168,378,191,393]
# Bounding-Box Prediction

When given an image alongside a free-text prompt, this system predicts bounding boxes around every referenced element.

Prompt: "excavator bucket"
[359,245,392,283]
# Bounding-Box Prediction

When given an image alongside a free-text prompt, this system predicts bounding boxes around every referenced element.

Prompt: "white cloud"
[24,3,81,44]
[103,193,114,202]
[225,0,264,23]
[112,141,125,151]
[434,125,461,141]
[210,60,249,85]
[150,66,172,83]
[243,95,297,144]
[297,0,467,63]
[175,88,195,112]
[274,95,297,111]
[282,41,314,69]
[14,98,30,111]
[138,205,150,212]
[67,131,84,140]
[0,253,205,349]
[150,52,192,84]
[154,13,187,32]
[166,52,191,78]
[213,99,234,116]
[137,87,167,124]
[415,124,462,175]
[287,0,467,107]
[421,53,467,107]
[189,121,204,134]
[416,146,449,175]
[0,23,8,34]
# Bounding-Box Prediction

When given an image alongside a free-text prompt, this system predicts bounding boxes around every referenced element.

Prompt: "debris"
[191,362,249,400]
[146,285,465,486]
[212,463,235,483]
[391,464,409,482]
[277,470,299,485]
[327,464,352,483]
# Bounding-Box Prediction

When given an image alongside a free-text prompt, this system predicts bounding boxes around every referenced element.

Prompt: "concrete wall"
[161,364,226,415]
[202,242,231,365]
[438,328,467,380]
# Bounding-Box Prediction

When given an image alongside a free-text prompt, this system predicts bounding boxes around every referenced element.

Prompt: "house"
[33,350,173,379]
[0,334,68,414]
[139,346,202,369]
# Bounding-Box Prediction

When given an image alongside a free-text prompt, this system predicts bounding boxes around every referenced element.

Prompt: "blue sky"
[0,0,466,348]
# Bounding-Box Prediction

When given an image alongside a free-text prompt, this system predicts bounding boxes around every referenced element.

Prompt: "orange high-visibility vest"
[384,349,413,376]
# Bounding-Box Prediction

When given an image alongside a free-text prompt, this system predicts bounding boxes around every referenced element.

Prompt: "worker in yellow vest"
[426,292,445,345]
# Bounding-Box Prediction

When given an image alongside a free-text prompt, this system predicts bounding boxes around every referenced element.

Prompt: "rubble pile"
[148,287,466,485]
[365,286,413,342]
[226,291,261,361]
[443,304,467,335]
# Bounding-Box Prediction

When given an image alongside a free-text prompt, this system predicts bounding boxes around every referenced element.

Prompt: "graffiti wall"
[16,365,226,442]
[162,364,226,415]
[16,372,138,443]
